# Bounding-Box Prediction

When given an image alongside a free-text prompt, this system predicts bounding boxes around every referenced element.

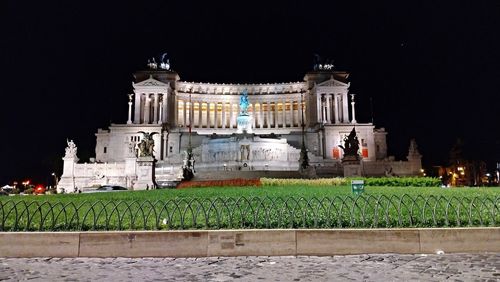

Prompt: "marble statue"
[65,139,77,158]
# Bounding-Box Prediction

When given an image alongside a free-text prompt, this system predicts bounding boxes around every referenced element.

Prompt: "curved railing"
[0,195,498,231]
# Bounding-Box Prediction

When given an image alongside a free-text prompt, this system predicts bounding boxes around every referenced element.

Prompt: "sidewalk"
[1,253,499,281]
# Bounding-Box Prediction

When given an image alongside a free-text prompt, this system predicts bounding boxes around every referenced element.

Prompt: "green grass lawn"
[4,185,499,203]
[1,185,498,231]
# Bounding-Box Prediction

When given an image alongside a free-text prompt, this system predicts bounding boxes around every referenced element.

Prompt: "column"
[144,95,151,124]
[153,93,159,123]
[174,95,178,126]
[350,94,357,124]
[133,93,141,124]
[273,102,278,128]
[316,95,321,123]
[342,93,349,123]
[214,102,219,128]
[326,94,331,124]
[321,95,327,123]
[221,102,226,129]
[162,93,168,124]
[183,99,187,127]
[127,94,133,124]
[334,94,340,124]
[282,99,286,127]
[158,100,163,125]
[198,101,202,128]
[207,102,211,128]
[266,102,271,128]
[229,102,233,128]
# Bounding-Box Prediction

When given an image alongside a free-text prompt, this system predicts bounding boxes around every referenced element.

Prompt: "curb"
[0,228,498,257]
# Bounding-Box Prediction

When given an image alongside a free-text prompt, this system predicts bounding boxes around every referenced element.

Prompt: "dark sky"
[2,1,500,184]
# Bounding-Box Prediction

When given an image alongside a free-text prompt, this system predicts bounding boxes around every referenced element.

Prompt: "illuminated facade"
[58,63,422,191]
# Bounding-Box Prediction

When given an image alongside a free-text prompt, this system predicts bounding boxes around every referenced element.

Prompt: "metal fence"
[1,195,498,231]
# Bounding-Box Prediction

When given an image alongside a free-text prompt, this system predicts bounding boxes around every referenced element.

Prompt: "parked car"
[83,185,128,193]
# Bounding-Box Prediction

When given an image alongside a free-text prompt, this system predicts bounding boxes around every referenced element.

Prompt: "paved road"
[1,253,499,281]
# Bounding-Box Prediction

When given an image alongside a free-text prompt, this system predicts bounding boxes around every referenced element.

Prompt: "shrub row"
[260,177,441,187]
[177,178,261,189]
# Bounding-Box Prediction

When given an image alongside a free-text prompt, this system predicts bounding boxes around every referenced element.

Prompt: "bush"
[260,177,441,187]
[24,188,34,194]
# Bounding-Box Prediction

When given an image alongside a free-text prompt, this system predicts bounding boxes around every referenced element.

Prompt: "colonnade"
[176,99,306,129]
[133,93,168,124]
[316,93,349,124]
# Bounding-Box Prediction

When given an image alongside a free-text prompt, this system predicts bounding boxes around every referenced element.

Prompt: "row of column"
[177,100,306,129]
[133,93,168,124]
[317,93,349,124]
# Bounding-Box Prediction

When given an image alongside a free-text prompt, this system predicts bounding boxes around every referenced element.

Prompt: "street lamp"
[51,172,58,189]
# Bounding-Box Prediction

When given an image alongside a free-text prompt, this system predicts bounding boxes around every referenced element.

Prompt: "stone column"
[259,101,264,128]
[326,94,331,124]
[158,100,163,124]
[215,102,219,128]
[221,102,226,129]
[282,99,286,127]
[198,102,202,128]
[127,94,133,125]
[207,102,211,128]
[350,94,357,124]
[153,93,159,123]
[182,100,187,127]
[274,102,279,128]
[144,95,151,124]
[266,102,271,128]
[162,93,168,124]
[342,93,349,123]
[334,94,340,124]
[134,93,141,124]
[317,95,321,123]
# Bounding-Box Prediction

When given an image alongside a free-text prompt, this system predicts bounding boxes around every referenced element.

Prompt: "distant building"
[57,59,422,192]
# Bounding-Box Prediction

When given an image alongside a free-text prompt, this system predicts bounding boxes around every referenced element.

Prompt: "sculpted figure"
[65,139,78,158]
[239,89,250,115]
[137,131,159,157]
[338,128,360,158]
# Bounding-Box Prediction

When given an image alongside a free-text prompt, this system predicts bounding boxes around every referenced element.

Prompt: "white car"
[83,185,128,193]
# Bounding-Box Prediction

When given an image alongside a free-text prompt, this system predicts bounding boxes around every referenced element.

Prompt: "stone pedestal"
[236,115,253,133]
[342,155,362,177]
[134,156,156,190]
[57,157,79,193]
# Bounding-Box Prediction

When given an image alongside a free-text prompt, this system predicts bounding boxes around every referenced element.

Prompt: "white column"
[144,95,151,124]
[162,93,168,124]
[282,99,286,127]
[183,99,187,127]
[316,95,321,123]
[326,95,331,124]
[259,101,264,128]
[334,94,340,124]
[342,93,349,123]
[198,102,202,128]
[215,102,219,128]
[134,93,141,124]
[350,94,357,124]
[153,94,159,123]
[127,94,133,125]
[158,100,163,124]
[266,102,271,128]
[321,95,327,123]
[207,102,211,128]
[274,102,278,128]
[221,102,226,129]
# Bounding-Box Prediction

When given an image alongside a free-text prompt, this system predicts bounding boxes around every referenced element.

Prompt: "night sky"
[2,1,500,185]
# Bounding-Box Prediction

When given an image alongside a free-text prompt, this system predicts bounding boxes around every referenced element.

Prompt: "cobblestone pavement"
[0,253,499,281]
